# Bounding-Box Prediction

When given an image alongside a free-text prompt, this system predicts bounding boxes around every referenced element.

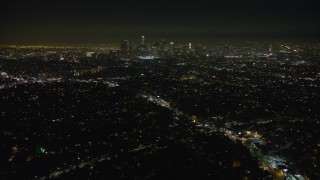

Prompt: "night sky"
[1,0,319,44]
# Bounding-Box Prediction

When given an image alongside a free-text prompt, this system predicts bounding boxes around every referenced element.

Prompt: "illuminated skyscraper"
[120,40,132,58]
[169,42,174,54]
[140,36,146,52]
[159,39,166,56]
[224,44,229,56]
[160,39,165,46]
[141,36,145,46]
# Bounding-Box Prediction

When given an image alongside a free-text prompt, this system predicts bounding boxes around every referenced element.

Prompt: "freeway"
[141,94,305,180]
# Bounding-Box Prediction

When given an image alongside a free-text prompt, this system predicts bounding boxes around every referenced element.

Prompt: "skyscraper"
[139,35,149,56]
[159,39,166,56]
[120,40,132,58]
[160,39,165,46]
[141,36,145,46]
[224,45,229,56]
[269,44,273,54]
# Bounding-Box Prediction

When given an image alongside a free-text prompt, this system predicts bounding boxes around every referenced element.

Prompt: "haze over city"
[1,0,320,44]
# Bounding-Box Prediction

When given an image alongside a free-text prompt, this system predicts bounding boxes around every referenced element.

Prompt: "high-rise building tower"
[159,39,166,56]
[160,39,165,46]
[141,36,145,46]
[169,42,175,55]
[140,36,146,51]
[224,44,229,56]
[120,40,132,58]
[269,44,273,54]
